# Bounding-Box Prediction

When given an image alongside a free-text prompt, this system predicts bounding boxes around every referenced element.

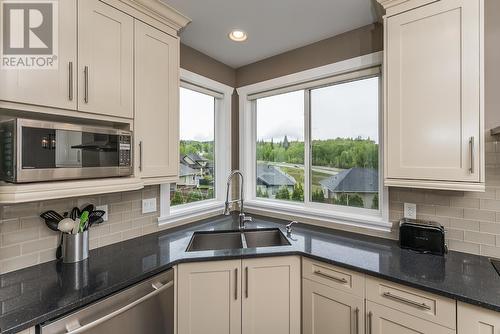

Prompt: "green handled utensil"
[79,211,89,233]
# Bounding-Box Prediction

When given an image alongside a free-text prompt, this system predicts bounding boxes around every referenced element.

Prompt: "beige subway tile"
[436,206,463,218]
[0,254,39,274]
[464,231,496,246]
[20,216,44,230]
[480,221,500,234]
[142,224,159,235]
[106,213,122,224]
[450,197,480,209]
[497,235,500,247]
[497,189,500,200]
[448,240,480,255]
[464,187,496,199]
[388,190,399,202]
[122,227,142,240]
[109,202,132,214]
[416,204,436,216]
[133,216,154,226]
[1,203,39,220]
[99,193,122,205]
[21,236,58,255]
[445,228,464,241]
[109,221,133,234]
[0,219,20,233]
[399,190,425,204]
[480,199,500,211]
[417,215,450,227]
[89,224,111,240]
[424,193,451,206]
[481,245,500,258]
[450,219,480,231]
[464,208,496,222]
[122,190,142,202]
[38,249,57,263]
[99,232,122,247]
[2,228,39,246]
[39,227,59,238]
[486,153,497,165]
[389,201,403,212]
[486,142,496,153]
[0,245,21,260]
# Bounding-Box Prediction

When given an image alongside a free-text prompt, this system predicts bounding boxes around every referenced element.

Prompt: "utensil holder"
[62,231,89,263]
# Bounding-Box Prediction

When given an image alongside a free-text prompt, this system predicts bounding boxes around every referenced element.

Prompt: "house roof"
[179,164,199,177]
[319,168,378,193]
[257,164,296,187]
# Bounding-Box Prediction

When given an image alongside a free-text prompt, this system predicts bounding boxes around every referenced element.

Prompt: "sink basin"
[244,229,291,248]
[186,228,290,252]
[186,231,243,252]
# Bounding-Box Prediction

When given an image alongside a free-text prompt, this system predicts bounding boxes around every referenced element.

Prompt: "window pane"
[310,77,379,210]
[171,87,215,206]
[256,90,304,202]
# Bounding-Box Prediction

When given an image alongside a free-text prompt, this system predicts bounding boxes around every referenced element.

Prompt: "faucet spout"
[224,170,252,229]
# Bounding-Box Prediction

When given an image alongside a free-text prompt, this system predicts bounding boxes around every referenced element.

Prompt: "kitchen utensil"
[56,233,63,259]
[40,210,64,223]
[89,217,104,228]
[45,220,59,232]
[72,219,80,235]
[58,218,75,233]
[80,204,95,215]
[79,211,89,232]
[70,207,81,221]
[89,210,105,223]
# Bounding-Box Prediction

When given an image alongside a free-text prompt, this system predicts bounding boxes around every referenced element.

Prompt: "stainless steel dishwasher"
[39,270,174,334]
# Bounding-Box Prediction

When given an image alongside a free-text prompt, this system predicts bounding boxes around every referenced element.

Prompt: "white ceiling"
[162,0,381,68]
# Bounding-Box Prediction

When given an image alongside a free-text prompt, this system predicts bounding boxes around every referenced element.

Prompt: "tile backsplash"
[0,185,161,274]
[389,132,500,257]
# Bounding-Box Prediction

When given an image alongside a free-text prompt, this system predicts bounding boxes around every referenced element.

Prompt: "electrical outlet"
[404,203,417,219]
[96,205,108,221]
[142,198,157,214]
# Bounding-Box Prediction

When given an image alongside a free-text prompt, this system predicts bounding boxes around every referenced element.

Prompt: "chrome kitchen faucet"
[223,170,252,229]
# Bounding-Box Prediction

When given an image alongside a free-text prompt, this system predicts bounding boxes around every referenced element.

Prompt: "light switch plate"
[404,203,417,219]
[142,198,157,214]
[96,205,108,221]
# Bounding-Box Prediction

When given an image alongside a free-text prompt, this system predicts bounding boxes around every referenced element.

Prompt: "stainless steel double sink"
[186,228,291,252]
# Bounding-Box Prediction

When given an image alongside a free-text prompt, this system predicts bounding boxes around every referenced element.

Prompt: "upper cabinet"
[78,0,134,119]
[380,0,485,191]
[0,0,77,110]
[134,20,179,181]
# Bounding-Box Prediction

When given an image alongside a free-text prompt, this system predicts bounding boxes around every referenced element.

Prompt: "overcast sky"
[180,77,379,143]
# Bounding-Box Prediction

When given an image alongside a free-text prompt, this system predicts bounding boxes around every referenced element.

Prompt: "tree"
[275,186,291,200]
[291,183,304,201]
[171,191,184,206]
[256,187,269,198]
[186,190,203,203]
[312,189,325,202]
[283,135,290,150]
[334,193,364,208]
[371,193,379,210]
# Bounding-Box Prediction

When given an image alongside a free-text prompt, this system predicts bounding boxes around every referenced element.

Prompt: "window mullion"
[304,89,311,207]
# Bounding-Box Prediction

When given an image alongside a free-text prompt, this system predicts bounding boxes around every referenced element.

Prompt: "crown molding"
[123,0,191,32]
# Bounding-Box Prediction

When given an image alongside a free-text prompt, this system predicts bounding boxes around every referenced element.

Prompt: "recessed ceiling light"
[228,29,247,42]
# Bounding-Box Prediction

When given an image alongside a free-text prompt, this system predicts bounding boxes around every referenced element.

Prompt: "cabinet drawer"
[366,277,456,329]
[302,258,365,297]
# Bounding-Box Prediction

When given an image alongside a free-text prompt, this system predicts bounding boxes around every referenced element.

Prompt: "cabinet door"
[385,0,481,182]
[303,278,364,334]
[242,256,301,334]
[177,260,241,334]
[78,0,133,118]
[458,302,500,333]
[366,301,455,334]
[0,0,77,109]
[134,20,179,179]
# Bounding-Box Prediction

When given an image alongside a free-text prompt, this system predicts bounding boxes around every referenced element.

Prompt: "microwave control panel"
[119,135,132,167]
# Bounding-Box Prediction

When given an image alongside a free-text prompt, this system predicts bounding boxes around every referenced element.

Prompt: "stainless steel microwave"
[0,118,133,183]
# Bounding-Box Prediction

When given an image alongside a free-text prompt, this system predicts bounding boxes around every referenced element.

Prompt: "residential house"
[257,163,296,198]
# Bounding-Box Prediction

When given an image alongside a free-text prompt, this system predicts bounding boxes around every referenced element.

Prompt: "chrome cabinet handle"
[367,311,372,334]
[235,268,238,300]
[313,270,348,284]
[469,136,475,174]
[382,291,431,310]
[68,62,73,101]
[84,66,89,103]
[245,267,249,298]
[139,141,143,172]
[65,280,173,334]
[354,307,359,334]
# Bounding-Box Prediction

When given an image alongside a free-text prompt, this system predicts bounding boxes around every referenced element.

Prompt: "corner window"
[170,87,216,206]
[250,67,382,216]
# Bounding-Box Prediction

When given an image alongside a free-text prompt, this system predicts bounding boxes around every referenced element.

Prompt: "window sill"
[244,199,393,232]
[158,200,223,226]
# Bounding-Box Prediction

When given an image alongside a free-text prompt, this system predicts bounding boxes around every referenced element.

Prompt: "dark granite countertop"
[1,214,500,333]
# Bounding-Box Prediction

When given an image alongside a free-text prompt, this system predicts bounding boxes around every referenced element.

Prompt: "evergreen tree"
[275,186,291,200]
[291,183,304,201]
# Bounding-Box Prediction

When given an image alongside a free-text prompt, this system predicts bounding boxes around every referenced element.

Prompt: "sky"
[180,77,379,143]
[179,87,215,141]
[257,76,379,143]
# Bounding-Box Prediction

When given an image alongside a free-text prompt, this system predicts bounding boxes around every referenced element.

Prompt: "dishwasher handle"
[65,280,173,334]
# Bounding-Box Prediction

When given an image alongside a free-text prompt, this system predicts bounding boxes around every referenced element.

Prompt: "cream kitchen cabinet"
[177,260,242,334]
[458,302,500,333]
[177,256,301,334]
[380,0,485,191]
[134,20,179,181]
[0,0,77,110]
[78,0,134,119]
[242,256,301,334]
[366,301,455,334]
[303,278,364,334]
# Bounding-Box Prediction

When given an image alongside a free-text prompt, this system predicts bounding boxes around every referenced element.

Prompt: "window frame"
[238,52,391,231]
[158,69,233,225]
